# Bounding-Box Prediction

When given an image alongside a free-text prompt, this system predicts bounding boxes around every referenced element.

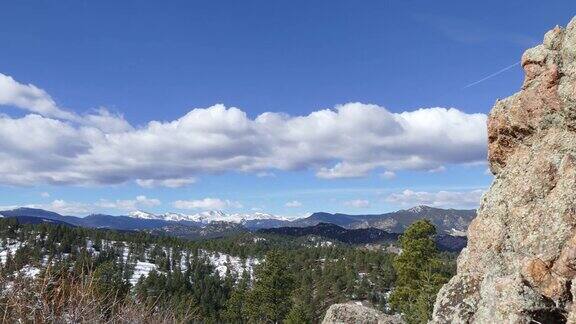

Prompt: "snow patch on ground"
[19,265,40,278]
[201,250,260,279]
[0,240,22,264]
[130,261,158,286]
[449,228,467,237]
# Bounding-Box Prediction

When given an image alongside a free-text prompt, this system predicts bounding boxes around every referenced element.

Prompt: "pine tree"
[92,260,130,317]
[389,220,449,324]
[223,270,250,323]
[285,277,314,324]
[284,303,309,324]
[245,250,294,323]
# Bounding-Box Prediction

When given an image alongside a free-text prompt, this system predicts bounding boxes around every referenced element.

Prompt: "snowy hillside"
[0,236,260,286]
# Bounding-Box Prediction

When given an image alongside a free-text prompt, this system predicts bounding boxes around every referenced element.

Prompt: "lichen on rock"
[321,302,404,324]
[432,16,576,323]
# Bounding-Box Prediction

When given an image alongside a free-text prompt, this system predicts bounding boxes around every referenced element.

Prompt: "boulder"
[322,302,404,324]
[432,16,576,323]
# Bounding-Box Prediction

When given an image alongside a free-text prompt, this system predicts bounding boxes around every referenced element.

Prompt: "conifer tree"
[92,260,130,316]
[285,277,314,324]
[245,250,294,323]
[389,220,449,323]
[223,270,250,323]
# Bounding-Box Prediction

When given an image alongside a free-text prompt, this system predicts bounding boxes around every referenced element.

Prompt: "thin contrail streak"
[463,61,521,89]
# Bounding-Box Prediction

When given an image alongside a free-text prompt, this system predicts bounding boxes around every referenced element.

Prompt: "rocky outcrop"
[322,302,404,324]
[432,17,576,323]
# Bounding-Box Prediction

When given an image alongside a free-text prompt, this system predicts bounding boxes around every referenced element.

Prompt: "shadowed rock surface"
[322,302,404,324]
[432,17,576,323]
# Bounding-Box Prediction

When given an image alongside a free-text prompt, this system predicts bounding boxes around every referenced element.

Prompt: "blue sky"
[0,1,574,217]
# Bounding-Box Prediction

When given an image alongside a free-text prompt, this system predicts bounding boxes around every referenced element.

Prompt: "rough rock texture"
[432,17,576,324]
[322,302,404,324]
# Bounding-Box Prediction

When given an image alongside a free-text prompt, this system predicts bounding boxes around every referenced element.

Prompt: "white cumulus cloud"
[136,177,197,188]
[0,73,77,120]
[96,195,161,211]
[344,199,371,208]
[285,200,302,208]
[380,171,396,179]
[385,189,485,208]
[4,195,161,215]
[173,198,243,210]
[0,73,488,186]
[25,199,92,215]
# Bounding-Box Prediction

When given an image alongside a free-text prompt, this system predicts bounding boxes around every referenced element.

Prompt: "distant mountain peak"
[406,205,433,213]
[128,210,158,219]
[127,209,287,224]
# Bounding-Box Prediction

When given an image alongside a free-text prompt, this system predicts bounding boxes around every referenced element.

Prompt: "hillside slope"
[259,223,467,251]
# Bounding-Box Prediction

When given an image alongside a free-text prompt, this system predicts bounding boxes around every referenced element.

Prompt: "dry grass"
[0,266,197,323]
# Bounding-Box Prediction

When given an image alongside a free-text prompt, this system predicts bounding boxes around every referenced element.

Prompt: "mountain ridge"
[258,222,467,251]
[294,205,475,235]
[0,205,476,237]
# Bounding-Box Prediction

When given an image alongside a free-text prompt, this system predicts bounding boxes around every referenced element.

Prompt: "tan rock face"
[432,17,576,323]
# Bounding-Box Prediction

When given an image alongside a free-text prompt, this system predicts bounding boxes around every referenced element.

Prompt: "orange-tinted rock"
[433,17,576,323]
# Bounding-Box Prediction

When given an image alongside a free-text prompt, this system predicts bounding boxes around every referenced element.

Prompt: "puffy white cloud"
[344,199,371,208]
[285,200,302,208]
[40,192,50,198]
[0,73,488,186]
[0,73,76,120]
[96,195,161,211]
[0,73,131,131]
[136,177,197,188]
[317,162,375,179]
[173,198,243,210]
[385,189,485,208]
[48,199,92,214]
[26,199,92,215]
[2,195,161,215]
[428,166,447,173]
[81,107,133,133]
[380,171,396,179]
[256,171,276,178]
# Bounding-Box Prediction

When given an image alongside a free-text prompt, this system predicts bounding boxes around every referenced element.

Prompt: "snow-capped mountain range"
[0,205,476,236]
[128,210,290,224]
